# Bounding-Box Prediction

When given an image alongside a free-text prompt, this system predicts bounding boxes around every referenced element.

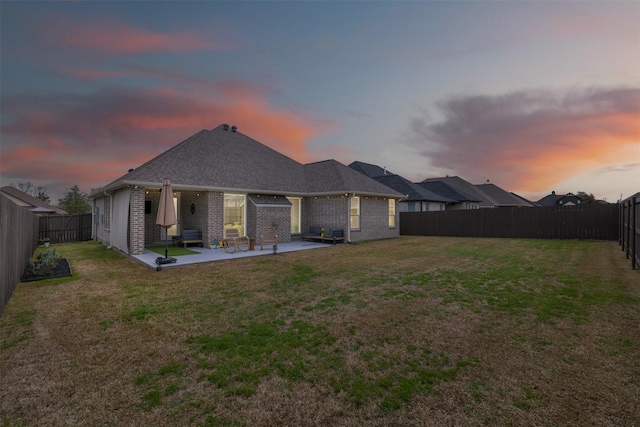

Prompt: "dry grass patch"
[1,237,639,426]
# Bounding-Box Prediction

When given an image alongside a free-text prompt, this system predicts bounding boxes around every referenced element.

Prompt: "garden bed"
[21,258,72,282]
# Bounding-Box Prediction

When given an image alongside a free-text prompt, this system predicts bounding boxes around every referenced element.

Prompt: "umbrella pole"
[165,228,169,259]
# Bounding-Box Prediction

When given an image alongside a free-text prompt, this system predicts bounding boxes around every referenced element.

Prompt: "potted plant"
[39,237,50,247]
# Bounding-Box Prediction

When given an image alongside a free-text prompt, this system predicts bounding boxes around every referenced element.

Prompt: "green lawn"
[1,237,638,426]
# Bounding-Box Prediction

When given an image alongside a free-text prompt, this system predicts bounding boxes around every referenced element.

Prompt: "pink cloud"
[40,17,229,54]
[409,87,640,193]
[1,82,331,194]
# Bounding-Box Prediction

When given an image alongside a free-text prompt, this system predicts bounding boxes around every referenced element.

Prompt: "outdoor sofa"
[172,228,204,248]
[302,226,345,245]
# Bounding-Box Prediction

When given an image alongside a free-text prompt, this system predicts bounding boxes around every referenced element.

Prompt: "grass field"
[1,237,638,426]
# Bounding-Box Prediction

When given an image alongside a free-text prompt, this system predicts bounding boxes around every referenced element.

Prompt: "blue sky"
[1,1,638,203]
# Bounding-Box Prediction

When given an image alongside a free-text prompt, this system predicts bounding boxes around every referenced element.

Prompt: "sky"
[1,1,638,204]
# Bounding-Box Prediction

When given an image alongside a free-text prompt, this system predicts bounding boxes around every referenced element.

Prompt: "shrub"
[25,249,62,277]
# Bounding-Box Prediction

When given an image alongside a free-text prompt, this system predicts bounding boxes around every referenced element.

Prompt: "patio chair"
[224,228,250,253]
[260,226,278,250]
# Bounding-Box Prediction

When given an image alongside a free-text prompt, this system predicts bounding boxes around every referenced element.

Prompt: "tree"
[58,185,91,214]
[12,181,50,203]
[576,191,596,204]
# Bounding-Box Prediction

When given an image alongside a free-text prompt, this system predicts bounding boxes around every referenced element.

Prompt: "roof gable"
[305,160,403,197]
[93,125,402,198]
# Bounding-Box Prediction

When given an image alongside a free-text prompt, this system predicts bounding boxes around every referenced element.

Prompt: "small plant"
[25,248,61,277]
[39,237,50,246]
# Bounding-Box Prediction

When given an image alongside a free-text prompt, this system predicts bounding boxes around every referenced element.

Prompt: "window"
[407,202,416,212]
[388,199,396,227]
[350,196,360,230]
[287,197,301,234]
[224,193,245,236]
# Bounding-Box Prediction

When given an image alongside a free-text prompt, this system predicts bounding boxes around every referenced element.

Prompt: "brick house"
[89,124,403,255]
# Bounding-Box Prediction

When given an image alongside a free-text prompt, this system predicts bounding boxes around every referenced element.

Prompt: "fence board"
[39,214,92,243]
[1,194,39,314]
[400,205,619,241]
[620,193,639,269]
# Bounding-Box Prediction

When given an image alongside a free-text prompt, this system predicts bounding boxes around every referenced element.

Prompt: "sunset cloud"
[41,18,228,54]
[1,83,328,195]
[408,87,640,192]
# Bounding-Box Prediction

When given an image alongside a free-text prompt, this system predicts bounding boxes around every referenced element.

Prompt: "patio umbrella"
[156,178,177,263]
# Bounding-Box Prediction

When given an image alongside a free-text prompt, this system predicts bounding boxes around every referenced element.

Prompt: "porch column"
[130,187,146,255]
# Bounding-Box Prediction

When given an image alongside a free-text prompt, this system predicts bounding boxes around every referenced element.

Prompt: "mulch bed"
[21,258,72,282]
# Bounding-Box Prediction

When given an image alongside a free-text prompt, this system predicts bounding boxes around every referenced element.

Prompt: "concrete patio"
[132,240,338,269]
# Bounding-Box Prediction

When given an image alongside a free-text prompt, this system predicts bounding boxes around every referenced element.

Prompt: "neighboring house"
[510,192,540,207]
[420,177,533,209]
[349,161,453,212]
[536,191,582,207]
[415,180,481,210]
[0,186,67,215]
[89,124,404,256]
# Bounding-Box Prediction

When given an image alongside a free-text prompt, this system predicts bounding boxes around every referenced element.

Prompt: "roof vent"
[222,124,230,131]
[231,125,237,132]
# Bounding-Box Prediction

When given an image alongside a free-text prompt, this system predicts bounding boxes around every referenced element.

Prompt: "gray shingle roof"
[1,186,67,214]
[348,161,452,202]
[370,175,453,203]
[92,125,403,198]
[476,183,533,207]
[421,177,531,207]
[304,160,403,196]
[416,180,480,202]
[348,161,396,178]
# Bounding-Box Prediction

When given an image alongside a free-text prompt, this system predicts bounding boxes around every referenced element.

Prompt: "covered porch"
[132,240,337,269]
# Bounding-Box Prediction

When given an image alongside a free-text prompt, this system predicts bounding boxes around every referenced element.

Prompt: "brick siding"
[129,187,145,255]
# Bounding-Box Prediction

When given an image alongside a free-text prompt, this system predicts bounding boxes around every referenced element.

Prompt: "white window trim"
[350,196,360,231]
[388,199,396,228]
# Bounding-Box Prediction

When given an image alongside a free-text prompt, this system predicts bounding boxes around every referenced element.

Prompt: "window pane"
[224,193,245,236]
[388,199,395,227]
[350,196,360,230]
[350,215,359,230]
[287,197,301,234]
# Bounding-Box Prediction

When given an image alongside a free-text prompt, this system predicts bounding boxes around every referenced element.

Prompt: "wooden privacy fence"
[400,204,619,241]
[620,193,639,269]
[1,194,39,315]
[39,213,92,244]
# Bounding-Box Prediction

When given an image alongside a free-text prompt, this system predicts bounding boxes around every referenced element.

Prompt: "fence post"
[632,197,637,270]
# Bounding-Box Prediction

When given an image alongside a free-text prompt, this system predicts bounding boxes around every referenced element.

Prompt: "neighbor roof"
[369,174,453,203]
[91,125,403,199]
[476,183,533,207]
[421,177,531,208]
[0,186,67,214]
[348,161,396,178]
[348,161,452,203]
[416,180,481,203]
[536,192,581,207]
